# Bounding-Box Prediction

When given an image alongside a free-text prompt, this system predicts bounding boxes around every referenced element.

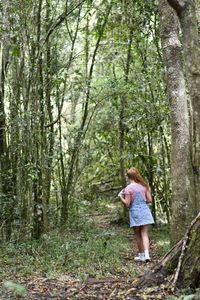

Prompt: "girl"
[118,167,154,262]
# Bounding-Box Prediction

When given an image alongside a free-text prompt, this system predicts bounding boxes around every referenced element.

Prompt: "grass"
[0,217,139,282]
[150,224,171,257]
[167,289,200,300]
[0,215,171,286]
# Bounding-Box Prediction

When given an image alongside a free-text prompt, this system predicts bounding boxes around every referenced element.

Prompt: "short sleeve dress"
[124,183,154,227]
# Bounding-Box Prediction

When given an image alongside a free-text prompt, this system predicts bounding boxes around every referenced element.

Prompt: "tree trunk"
[119,27,133,220]
[41,0,54,234]
[158,0,195,244]
[167,0,200,215]
[60,3,112,223]
[0,0,14,240]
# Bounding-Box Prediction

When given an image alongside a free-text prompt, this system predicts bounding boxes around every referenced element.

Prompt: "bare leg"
[140,225,151,260]
[133,226,144,253]
[140,225,149,251]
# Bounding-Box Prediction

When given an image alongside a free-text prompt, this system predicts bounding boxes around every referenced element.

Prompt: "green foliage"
[150,225,170,256]
[167,289,200,300]
[0,219,137,281]
[0,0,171,241]
[2,281,27,297]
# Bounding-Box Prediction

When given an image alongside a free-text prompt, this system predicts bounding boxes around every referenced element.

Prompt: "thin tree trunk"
[40,0,54,234]
[32,0,44,239]
[161,127,171,223]
[0,1,14,240]
[119,27,133,219]
[61,3,112,223]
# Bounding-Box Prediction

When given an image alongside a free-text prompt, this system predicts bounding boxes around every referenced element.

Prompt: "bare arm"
[146,189,152,203]
[118,191,131,207]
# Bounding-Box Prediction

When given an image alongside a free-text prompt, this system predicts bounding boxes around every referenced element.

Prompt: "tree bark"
[158,0,195,244]
[167,0,200,215]
[41,0,55,234]
[119,26,133,220]
[0,0,14,240]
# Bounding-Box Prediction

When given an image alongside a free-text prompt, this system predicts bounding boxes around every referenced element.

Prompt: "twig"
[80,212,116,217]
[159,239,182,266]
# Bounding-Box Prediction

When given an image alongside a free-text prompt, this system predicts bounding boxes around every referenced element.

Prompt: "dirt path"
[6,274,167,299]
[0,215,172,299]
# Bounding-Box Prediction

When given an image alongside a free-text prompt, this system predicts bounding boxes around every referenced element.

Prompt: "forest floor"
[0,213,179,300]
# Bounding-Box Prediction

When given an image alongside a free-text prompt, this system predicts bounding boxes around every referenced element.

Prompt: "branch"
[45,114,63,128]
[45,8,82,129]
[81,2,113,130]
[131,212,200,290]
[44,0,87,44]
[167,0,189,14]
[171,212,200,290]
[36,0,86,60]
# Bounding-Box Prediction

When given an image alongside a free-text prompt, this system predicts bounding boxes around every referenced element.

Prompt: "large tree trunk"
[167,0,200,216]
[133,212,200,290]
[158,0,195,244]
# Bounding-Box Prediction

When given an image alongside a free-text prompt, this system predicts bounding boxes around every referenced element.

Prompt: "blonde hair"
[126,167,150,190]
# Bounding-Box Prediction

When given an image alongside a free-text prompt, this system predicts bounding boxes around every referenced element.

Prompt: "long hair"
[126,167,150,190]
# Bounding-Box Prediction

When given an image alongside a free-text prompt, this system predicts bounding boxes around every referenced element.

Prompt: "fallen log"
[133,212,200,290]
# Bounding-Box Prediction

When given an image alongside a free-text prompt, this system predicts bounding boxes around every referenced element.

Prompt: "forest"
[0,0,200,299]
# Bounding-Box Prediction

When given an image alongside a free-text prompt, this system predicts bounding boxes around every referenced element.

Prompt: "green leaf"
[3,281,27,297]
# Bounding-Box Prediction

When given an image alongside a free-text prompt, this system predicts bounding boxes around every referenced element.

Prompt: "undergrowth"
[150,224,170,256]
[0,217,137,281]
[0,216,171,286]
[167,288,200,300]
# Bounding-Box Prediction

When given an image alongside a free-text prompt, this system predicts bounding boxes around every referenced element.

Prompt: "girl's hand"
[145,190,152,203]
[118,191,131,207]
[118,190,124,198]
